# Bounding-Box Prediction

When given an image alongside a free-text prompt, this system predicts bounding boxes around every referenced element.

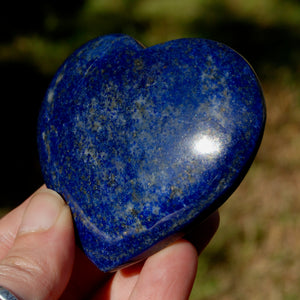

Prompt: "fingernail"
[19,189,66,235]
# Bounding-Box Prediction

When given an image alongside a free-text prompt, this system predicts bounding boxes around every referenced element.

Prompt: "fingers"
[0,185,220,300]
[94,212,220,300]
[0,187,75,300]
[128,239,198,300]
[0,187,44,260]
[127,212,220,300]
[94,240,198,300]
[94,261,144,300]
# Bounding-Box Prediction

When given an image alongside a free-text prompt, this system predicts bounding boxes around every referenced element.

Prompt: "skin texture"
[0,186,219,300]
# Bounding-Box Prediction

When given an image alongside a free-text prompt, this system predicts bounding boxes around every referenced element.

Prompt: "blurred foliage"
[1,0,300,78]
[1,0,300,299]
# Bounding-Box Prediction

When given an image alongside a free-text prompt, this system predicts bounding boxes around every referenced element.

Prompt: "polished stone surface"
[37,34,266,272]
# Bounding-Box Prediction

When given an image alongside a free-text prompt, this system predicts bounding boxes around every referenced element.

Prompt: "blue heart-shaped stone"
[37,34,265,272]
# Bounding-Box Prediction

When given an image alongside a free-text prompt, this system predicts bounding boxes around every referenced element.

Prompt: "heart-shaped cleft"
[37,34,266,272]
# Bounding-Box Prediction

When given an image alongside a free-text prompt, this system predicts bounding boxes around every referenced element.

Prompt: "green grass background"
[1,0,300,298]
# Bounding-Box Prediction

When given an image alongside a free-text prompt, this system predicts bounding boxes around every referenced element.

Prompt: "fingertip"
[0,186,75,300]
[129,239,198,300]
[18,188,67,235]
[128,211,220,300]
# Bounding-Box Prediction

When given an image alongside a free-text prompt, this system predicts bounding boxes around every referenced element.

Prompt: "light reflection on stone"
[191,134,221,156]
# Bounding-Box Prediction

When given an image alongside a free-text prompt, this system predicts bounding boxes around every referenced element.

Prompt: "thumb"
[0,188,75,300]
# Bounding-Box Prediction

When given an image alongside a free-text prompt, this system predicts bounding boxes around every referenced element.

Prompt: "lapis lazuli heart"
[37,34,265,272]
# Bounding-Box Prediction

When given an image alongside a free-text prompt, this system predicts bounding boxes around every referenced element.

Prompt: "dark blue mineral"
[37,34,266,272]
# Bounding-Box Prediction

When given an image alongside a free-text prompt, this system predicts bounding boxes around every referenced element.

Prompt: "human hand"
[0,186,219,300]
